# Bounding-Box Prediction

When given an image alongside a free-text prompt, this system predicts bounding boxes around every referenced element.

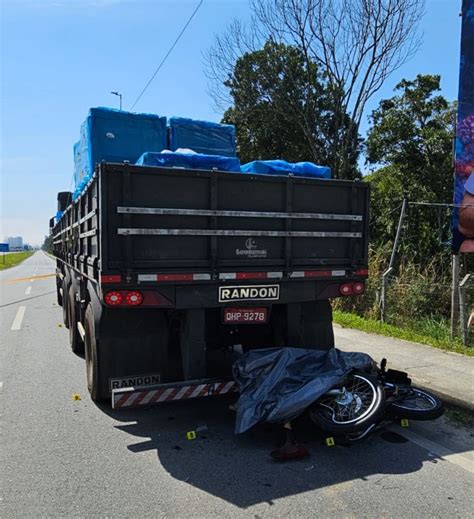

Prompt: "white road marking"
[0,382,3,390]
[11,306,26,331]
[389,424,474,475]
[25,286,32,295]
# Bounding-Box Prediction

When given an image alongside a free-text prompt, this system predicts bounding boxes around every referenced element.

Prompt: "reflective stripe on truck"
[112,379,238,409]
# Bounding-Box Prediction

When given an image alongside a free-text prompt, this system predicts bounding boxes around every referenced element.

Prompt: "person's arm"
[459,174,474,238]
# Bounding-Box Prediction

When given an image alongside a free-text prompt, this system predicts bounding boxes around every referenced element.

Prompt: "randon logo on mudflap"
[219,284,280,303]
[110,373,161,390]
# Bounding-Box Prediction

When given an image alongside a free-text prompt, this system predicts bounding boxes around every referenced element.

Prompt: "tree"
[205,0,425,178]
[366,74,456,261]
[222,40,359,175]
[42,234,53,253]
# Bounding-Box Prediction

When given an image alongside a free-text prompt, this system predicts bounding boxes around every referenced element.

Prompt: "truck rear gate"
[52,163,369,401]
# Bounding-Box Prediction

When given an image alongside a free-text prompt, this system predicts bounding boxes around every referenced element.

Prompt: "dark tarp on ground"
[232,347,375,434]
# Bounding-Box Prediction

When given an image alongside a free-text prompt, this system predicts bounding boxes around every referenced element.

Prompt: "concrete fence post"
[459,274,471,346]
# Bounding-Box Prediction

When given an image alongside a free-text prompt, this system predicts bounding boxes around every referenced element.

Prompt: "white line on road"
[390,424,474,475]
[25,286,32,295]
[11,306,26,331]
[0,382,3,390]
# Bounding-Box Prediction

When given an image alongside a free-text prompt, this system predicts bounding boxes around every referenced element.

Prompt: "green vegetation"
[222,40,360,178]
[0,251,34,270]
[333,310,473,356]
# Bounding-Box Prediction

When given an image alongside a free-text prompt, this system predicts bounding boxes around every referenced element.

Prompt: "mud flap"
[180,309,206,380]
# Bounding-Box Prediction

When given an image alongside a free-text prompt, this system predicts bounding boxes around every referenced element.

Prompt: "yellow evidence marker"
[72,393,81,401]
[401,419,409,427]
[186,431,197,440]
[325,437,335,447]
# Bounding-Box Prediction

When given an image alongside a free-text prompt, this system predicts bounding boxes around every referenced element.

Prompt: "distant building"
[7,236,24,250]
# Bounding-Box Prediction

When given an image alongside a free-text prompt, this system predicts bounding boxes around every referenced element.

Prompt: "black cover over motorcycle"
[232,347,375,433]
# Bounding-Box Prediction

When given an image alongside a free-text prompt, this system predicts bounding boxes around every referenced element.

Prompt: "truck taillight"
[352,282,365,294]
[125,291,143,306]
[104,291,123,306]
[104,290,144,306]
[340,283,353,296]
[339,282,365,297]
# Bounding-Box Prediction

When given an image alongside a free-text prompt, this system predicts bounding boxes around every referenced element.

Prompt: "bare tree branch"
[204,0,425,177]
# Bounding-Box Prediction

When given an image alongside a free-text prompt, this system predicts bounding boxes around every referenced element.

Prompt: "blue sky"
[0,0,462,245]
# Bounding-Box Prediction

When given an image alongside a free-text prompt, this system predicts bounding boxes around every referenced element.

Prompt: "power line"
[129,0,204,111]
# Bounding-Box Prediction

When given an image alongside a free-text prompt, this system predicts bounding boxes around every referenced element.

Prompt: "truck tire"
[62,279,69,328]
[56,278,63,307]
[84,303,106,401]
[67,286,84,355]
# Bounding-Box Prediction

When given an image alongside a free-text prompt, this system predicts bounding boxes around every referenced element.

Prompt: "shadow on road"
[96,396,463,508]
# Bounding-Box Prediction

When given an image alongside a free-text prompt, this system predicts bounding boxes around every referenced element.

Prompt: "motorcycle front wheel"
[387,386,444,420]
[309,373,386,434]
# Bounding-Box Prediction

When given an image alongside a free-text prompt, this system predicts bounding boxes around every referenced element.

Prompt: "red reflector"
[355,269,369,277]
[157,273,193,282]
[235,272,267,280]
[104,290,123,306]
[305,270,332,278]
[340,283,353,296]
[352,282,365,294]
[125,291,143,306]
[101,275,122,284]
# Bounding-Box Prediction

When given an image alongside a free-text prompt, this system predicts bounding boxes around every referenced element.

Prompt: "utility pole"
[450,254,461,338]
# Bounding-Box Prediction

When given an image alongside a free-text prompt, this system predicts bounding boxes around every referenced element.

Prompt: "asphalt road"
[1,251,473,518]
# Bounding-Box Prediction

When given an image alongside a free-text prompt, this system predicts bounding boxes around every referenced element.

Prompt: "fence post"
[451,254,461,338]
[459,274,471,346]
[380,267,393,323]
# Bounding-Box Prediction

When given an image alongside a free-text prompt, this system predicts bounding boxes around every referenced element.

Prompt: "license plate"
[223,307,268,324]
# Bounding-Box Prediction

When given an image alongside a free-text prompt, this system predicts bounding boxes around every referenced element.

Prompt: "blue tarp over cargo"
[232,347,374,434]
[136,151,241,172]
[169,117,237,157]
[73,107,167,198]
[241,160,331,178]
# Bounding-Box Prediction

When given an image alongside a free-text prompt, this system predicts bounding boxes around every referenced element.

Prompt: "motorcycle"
[308,358,444,439]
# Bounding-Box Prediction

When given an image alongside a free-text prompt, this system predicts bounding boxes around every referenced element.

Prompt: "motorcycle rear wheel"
[309,373,385,434]
[387,386,444,420]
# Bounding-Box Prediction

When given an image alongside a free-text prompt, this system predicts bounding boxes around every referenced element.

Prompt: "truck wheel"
[56,278,63,307]
[67,286,84,355]
[84,304,106,401]
[62,279,69,328]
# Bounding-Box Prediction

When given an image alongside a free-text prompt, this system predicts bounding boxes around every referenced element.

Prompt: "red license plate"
[223,307,268,324]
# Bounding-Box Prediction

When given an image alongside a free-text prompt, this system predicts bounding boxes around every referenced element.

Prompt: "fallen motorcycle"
[308,358,444,439]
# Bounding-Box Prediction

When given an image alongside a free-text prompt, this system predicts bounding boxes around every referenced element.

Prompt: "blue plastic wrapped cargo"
[73,107,167,197]
[241,160,331,179]
[169,117,236,157]
[136,151,241,172]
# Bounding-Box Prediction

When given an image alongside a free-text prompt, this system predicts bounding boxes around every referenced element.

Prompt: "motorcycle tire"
[387,386,444,420]
[309,372,386,434]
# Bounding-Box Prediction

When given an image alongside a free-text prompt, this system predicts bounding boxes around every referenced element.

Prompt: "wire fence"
[333,259,473,347]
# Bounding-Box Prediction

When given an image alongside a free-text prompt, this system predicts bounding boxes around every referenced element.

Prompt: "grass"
[0,251,34,270]
[333,310,474,356]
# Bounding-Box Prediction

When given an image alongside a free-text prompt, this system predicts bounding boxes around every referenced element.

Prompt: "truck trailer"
[51,161,369,404]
